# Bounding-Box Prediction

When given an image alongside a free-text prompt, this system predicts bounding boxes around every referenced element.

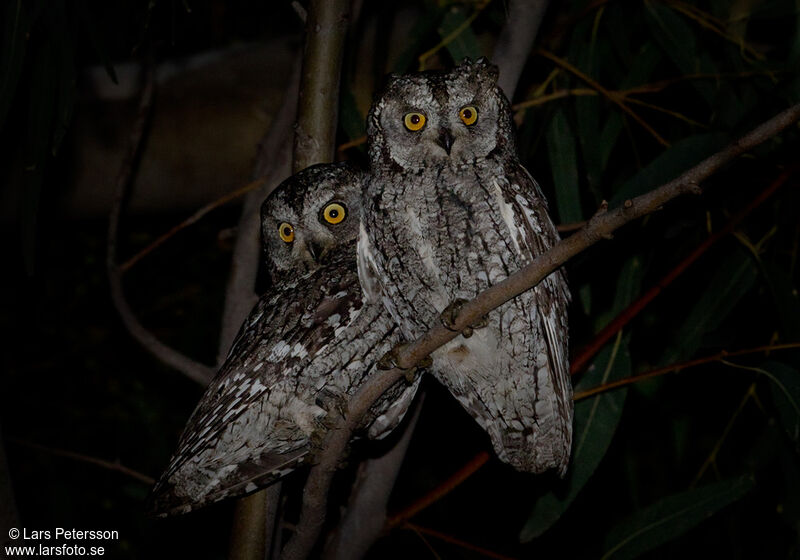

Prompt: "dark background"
[1,1,799,558]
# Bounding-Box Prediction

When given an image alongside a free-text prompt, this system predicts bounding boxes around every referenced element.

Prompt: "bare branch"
[224,45,302,560]
[293,0,351,172]
[403,522,519,560]
[493,0,551,97]
[0,424,20,552]
[120,177,266,273]
[570,166,796,375]
[284,102,800,556]
[386,451,489,529]
[228,483,282,560]
[322,397,425,560]
[573,341,800,401]
[217,63,300,362]
[9,438,155,485]
[106,63,215,386]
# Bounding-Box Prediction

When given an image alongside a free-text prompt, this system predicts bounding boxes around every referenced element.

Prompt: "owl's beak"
[437,129,454,155]
[306,241,324,263]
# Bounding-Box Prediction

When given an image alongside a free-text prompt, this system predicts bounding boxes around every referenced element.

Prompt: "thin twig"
[120,177,266,273]
[691,383,757,486]
[536,48,670,146]
[386,452,490,529]
[278,2,351,559]
[106,61,214,386]
[417,0,491,71]
[8,438,155,485]
[573,341,800,401]
[402,522,519,560]
[570,166,797,375]
[293,0,351,172]
[285,100,800,559]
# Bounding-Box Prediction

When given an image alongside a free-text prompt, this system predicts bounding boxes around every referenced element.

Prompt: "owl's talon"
[441,298,488,337]
[378,343,430,384]
[377,343,407,371]
[315,389,349,420]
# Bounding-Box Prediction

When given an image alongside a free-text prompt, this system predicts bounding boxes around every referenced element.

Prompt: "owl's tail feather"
[145,448,308,517]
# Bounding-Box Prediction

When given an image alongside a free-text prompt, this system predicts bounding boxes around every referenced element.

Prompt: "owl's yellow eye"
[278,223,294,243]
[322,202,346,225]
[459,106,478,125]
[404,112,426,131]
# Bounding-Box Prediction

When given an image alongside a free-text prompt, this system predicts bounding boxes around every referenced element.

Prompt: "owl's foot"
[309,392,350,458]
[377,343,431,383]
[315,388,349,420]
[440,298,489,338]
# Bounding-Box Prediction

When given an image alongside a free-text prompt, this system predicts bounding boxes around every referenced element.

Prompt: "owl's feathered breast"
[148,246,415,516]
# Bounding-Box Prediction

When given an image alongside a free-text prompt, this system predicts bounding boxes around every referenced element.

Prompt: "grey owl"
[358,59,572,474]
[148,163,421,516]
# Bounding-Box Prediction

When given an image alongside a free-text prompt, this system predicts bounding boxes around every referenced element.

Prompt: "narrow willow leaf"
[438,5,482,64]
[520,256,643,542]
[761,361,800,447]
[644,0,717,106]
[389,7,443,73]
[659,246,758,366]
[0,1,40,130]
[547,107,582,224]
[610,133,727,205]
[602,476,754,560]
[339,87,365,146]
[22,30,59,275]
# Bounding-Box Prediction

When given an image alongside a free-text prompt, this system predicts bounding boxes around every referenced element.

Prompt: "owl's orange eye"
[322,202,346,225]
[404,112,426,131]
[459,106,478,125]
[278,223,294,243]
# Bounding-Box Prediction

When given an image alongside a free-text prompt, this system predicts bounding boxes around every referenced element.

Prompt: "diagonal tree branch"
[106,62,215,386]
[0,424,20,554]
[225,46,302,560]
[570,165,797,375]
[282,102,800,558]
[327,7,553,554]
[493,0,551,98]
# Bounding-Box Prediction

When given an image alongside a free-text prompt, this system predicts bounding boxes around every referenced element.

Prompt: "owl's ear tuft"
[474,57,499,82]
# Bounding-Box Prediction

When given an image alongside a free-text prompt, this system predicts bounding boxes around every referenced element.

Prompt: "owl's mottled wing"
[500,163,573,474]
[148,249,415,516]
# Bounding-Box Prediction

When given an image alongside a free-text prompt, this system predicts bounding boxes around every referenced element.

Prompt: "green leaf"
[75,0,117,83]
[438,5,482,64]
[339,86,365,145]
[644,0,718,106]
[610,133,727,205]
[659,246,759,365]
[547,107,582,224]
[390,7,443,73]
[0,1,41,131]
[520,256,643,542]
[601,476,754,560]
[761,361,800,447]
[50,2,76,155]
[22,26,59,275]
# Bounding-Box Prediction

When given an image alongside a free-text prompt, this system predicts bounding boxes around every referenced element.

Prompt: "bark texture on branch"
[0,425,19,555]
[293,0,351,173]
[493,0,551,98]
[106,64,216,386]
[283,102,800,557]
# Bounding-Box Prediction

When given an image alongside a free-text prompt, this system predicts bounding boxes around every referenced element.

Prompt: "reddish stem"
[570,167,795,375]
